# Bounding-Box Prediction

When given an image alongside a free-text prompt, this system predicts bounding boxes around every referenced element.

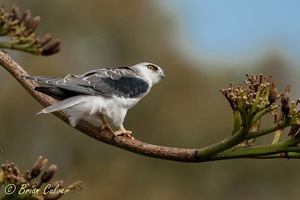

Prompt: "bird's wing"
[22,67,150,98]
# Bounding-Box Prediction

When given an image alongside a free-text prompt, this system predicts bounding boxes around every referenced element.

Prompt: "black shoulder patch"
[101,77,149,98]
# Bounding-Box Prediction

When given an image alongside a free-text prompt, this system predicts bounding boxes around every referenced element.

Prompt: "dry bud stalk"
[0,5,60,55]
[0,156,83,200]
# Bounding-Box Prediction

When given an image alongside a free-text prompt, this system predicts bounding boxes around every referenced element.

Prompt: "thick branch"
[0,50,200,162]
[2,50,300,162]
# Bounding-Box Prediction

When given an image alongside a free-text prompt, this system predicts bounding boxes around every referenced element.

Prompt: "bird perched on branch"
[21,62,165,138]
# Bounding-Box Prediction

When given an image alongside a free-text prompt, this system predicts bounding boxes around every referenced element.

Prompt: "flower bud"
[19,9,31,28]
[11,5,20,21]
[268,81,278,104]
[26,16,41,35]
[41,165,57,183]
[42,39,61,55]
[281,85,291,118]
[38,33,52,46]
[31,156,48,179]
[288,124,300,137]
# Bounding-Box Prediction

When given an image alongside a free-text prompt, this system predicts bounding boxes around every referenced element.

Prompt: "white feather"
[38,95,140,127]
[65,96,139,126]
[37,96,90,114]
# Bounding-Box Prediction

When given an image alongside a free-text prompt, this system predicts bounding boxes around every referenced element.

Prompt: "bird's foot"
[114,129,135,139]
[100,124,114,133]
[98,113,114,133]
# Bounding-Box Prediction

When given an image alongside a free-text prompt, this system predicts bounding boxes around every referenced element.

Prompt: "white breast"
[63,95,140,127]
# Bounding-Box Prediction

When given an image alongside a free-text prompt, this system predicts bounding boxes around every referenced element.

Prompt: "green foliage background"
[1,1,300,199]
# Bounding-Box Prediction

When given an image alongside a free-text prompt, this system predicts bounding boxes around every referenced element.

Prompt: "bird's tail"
[37,96,89,114]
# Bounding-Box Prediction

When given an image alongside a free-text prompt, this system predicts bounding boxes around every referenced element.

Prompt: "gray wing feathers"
[22,74,107,96]
[21,75,62,84]
[21,67,147,98]
[69,67,135,80]
[37,96,89,114]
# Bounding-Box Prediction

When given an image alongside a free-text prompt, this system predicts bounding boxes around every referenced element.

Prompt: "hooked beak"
[160,72,166,78]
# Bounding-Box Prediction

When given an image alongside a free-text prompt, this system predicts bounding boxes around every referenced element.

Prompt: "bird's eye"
[147,65,156,70]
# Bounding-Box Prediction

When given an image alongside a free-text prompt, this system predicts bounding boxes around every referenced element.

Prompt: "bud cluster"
[0,156,83,200]
[220,74,277,114]
[0,5,60,55]
[221,74,300,138]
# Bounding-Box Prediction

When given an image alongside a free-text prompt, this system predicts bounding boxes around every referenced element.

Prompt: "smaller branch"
[257,152,300,159]
[271,129,282,144]
[232,110,242,133]
[210,137,300,160]
[197,127,247,160]
[249,105,277,128]
[245,119,293,139]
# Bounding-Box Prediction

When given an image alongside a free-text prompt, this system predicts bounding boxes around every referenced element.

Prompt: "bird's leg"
[114,125,134,139]
[98,113,114,133]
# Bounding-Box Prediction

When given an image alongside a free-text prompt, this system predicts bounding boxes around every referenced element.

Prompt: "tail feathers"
[37,96,89,114]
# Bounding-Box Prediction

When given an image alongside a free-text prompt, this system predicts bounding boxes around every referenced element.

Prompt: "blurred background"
[1,1,300,199]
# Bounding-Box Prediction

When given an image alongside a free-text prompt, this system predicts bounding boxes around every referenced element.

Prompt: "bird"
[21,62,165,138]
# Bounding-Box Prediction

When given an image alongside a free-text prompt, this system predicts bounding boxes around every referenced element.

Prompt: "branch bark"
[1,50,300,162]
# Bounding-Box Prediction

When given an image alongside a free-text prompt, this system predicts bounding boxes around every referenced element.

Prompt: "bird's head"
[131,62,165,86]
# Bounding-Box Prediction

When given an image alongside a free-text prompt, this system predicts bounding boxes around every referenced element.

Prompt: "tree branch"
[0,50,201,162]
[2,50,300,162]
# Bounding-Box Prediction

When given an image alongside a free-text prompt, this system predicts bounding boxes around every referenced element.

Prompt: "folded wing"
[21,67,150,100]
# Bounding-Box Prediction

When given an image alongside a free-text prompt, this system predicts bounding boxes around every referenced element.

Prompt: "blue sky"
[160,0,300,61]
